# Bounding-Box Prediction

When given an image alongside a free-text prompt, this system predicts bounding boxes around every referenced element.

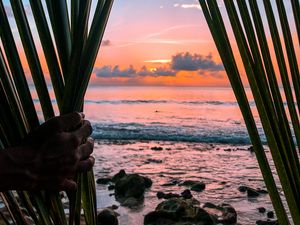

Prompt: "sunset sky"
[94,0,227,86]
[2,0,299,87]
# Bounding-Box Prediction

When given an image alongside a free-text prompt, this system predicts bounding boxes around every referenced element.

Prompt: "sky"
[1,0,299,87]
[94,0,227,86]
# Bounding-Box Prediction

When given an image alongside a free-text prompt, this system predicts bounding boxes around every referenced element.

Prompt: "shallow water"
[93,140,277,225]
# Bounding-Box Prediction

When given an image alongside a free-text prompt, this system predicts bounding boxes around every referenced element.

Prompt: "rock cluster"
[97,171,243,225]
[180,180,206,192]
[238,185,268,197]
[144,197,237,225]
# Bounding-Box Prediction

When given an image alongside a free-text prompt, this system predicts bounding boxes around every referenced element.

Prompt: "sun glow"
[150,67,157,72]
[144,59,172,64]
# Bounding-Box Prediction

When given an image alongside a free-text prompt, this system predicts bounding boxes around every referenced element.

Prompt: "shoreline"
[93,140,276,225]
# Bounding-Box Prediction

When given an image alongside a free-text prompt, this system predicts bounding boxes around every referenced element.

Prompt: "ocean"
[83,86,264,144]
[34,86,275,224]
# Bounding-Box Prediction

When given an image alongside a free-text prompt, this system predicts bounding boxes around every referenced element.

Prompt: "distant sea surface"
[82,86,263,144]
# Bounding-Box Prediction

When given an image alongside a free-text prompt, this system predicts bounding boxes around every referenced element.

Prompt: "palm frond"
[0,0,114,224]
[199,0,300,223]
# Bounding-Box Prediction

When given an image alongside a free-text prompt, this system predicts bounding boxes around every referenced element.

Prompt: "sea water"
[34,86,277,224]
[83,86,264,144]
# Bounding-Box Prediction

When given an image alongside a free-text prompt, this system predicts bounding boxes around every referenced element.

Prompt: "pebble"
[267,211,274,218]
[247,188,260,197]
[96,178,112,185]
[258,207,266,213]
[108,185,115,190]
[191,182,206,192]
[181,189,193,199]
[151,146,163,151]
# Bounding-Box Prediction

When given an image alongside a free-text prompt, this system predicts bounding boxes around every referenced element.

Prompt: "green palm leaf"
[0,0,114,224]
[199,0,300,223]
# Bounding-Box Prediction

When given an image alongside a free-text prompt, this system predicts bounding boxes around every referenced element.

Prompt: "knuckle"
[87,157,95,168]
[67,112,82,127]
[74,111,82,121]
[90,156,95,164]
[85,120,93,134]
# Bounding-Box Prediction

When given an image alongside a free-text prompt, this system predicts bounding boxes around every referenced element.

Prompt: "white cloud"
[181,4,201,10]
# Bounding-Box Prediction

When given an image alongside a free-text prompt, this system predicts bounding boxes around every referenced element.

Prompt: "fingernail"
[79,112,85,119]
[87,137,94,142]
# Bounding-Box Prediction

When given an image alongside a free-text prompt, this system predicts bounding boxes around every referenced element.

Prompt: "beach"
[93,140,275,225]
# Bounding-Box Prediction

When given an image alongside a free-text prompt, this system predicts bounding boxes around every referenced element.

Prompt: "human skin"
[0,112,94,191]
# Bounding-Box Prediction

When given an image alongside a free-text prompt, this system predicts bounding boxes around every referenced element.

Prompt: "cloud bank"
[171,52,224,72]
[94,52,224,79]
[95,65,176,78]
[94,65,136,78]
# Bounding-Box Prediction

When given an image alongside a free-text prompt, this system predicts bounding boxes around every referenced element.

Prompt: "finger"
[77,138,94,160]
[45,112,83,132]
[72,120,93,144]
[27,112,83,143]
[77,156,95,172]
[60,179,77,191]
[57,112,84,132]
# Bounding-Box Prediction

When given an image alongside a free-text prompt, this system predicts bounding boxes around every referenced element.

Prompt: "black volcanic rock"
[191,182,206,192]
[181,189,193,199]
[247,188,260,197]
[151,146,163,151]
[96,177,112,185]
[144,198,214,225]
[238,185,248,192]
[97,208,118,225]
[204,202,237,224]
[112,170,127,183]
[267,211,274,218]
[113,172,152,207]
[258,207,266,213]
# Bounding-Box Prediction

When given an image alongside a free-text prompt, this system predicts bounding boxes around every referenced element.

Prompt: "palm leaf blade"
[11,0,54,120]
[0,1,39,129]
[199,0,300,223]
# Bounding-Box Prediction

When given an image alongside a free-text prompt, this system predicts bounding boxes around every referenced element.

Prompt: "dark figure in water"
[0,112,94,191]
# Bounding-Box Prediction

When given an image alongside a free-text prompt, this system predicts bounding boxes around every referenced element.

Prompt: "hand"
[0,112,95,191]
